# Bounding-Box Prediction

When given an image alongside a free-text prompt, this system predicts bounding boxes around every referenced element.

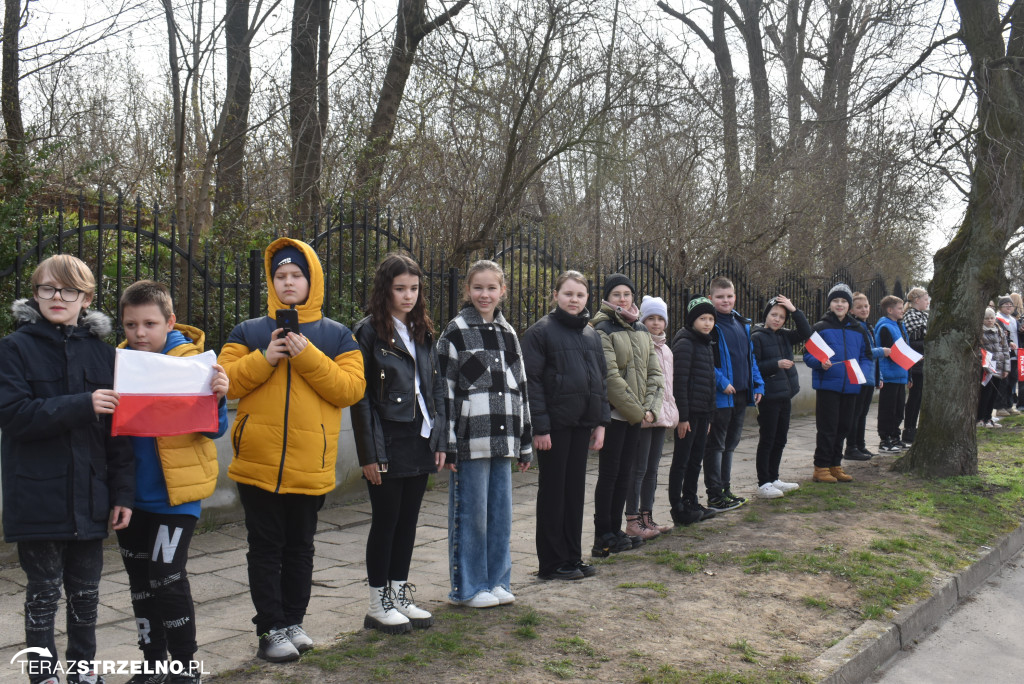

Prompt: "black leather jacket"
[350,316,446,474]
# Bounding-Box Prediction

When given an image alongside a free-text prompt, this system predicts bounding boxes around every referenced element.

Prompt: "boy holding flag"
[116,280,229,684]
[874,296,908,454]
[802,284,873,483]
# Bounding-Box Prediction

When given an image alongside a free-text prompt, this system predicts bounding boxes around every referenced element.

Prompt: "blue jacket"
[713,310,764,408]
[803,312,872,394]
[853,317,886,386]
[874,317,909,384]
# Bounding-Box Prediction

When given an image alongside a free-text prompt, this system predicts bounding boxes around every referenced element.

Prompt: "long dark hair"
[367,252,434,345]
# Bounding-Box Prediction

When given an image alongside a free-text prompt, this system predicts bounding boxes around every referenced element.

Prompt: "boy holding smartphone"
[218,239,366,663]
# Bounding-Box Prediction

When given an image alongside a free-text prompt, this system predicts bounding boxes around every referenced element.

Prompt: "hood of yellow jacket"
[117,322,206,351]
[263,237,324,324]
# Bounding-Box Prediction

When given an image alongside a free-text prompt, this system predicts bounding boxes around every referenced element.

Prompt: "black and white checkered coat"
[437,307,533,463]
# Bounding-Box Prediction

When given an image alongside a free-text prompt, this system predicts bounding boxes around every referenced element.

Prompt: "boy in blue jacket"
[803,284,873,483]
[874,295,908,454]
[703,277,764,511]
[117,280,229,684]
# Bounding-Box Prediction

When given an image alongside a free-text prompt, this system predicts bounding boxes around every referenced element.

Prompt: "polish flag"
[805,331,835,364]
[997,313,1012,327]
[845,360,867,385]
[981,348,989,368]
[889,337,922,371]
[112,349,219,436]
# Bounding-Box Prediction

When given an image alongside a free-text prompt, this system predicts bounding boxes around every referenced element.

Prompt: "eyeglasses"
[35,285,83,302]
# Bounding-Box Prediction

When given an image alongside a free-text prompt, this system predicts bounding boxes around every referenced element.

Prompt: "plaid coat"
[438,307,533,462]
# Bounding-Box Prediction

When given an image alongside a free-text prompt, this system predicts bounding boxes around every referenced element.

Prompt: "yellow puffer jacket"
[218,238,366,495]
[118,324,220,506]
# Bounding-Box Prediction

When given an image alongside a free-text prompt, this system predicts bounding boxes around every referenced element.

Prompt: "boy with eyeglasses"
[0,255,135,684]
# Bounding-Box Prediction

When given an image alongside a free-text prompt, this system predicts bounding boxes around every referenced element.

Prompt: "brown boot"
[642,511,672,534]
[813,466,838,483]
[829,466,853,482]
[625,515,659,540]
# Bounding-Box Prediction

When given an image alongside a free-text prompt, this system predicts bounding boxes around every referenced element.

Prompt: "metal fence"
[0,194,900,352]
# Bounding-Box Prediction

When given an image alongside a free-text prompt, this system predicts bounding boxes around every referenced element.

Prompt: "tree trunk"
[162,0,188,240]
[2,0,25,195]
[290,0,324,229]
[896,0,1024,477]
[215,0,250,218]
[352,0,470,203]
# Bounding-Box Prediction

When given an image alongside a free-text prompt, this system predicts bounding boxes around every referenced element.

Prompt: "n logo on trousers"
[152,525,184,564]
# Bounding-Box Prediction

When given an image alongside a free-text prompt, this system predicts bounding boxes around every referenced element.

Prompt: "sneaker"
[452,591,501,608]
[1011,407,1021,415]
[977,420,986,428]
[40,678,61,684]
[724,489,746,506]
[996,409,1011,417]
[574,561,597,578]
[68,672,105,684]
[670,501,702,525]
[538,564,584,581]
[591,531,631,557]
[707,496,742,512]
[695,502,717,520]
[258,628,301,662]
[878,440,898,452]
[772,479,799,492]
[991,416,1002,424]
[616,529,645,549]
[127,674,169,684]
[284,624,315,652]
[168,669,201,684]
[844,447,871,461]
[756,482,784,499]
[986,420,1003,429]
[858,447,876,458]
[491,586,516,604]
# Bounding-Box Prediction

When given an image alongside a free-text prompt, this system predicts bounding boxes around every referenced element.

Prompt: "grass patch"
[647,549,711,574]
[555,635,596,656]
[543,658,576,679]
[728,639,763,664]
[617,580,670,597]
[801,596,833,613]
[514,608,543,626]
[742,509,762,523]
[513,625,538,639]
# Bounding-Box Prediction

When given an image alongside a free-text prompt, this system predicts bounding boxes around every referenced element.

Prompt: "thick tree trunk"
[215,0,251,217]
[896,0,1024,477]
[162,0,188,239]
[2,0,25,195]
[290,0,324,228]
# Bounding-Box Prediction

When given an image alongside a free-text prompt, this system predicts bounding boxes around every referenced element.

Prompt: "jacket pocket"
[84,366,114,391]
[25,366,62,397]
[232,413,250,456]
[13,462,69,524]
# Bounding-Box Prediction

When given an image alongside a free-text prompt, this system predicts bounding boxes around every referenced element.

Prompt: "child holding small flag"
[994,296,1019,416]
[901,288,930,442]
[844,293,887,461]
[0,254,135,684]
[874,296,908,454]
[979,307,1011,428]
[116,280,229,683]
[802,284,873,483]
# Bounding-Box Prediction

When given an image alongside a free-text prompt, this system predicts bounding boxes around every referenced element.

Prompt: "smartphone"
[276,309,300,337]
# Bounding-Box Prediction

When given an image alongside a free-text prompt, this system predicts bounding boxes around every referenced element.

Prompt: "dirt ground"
[211,453,972,683]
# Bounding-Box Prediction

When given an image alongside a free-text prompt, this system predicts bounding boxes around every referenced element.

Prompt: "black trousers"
[117,510,198,664]
[365,472,429,587]
[813,390,857,468]
[594,420,641,537]
[903,373,923,441]
[755,398,792,486]
[237,483,325,635]
[877,383,906,442]
[997,358,1017,409]
[978,376,1000,421]
[18,539,103,684]
[845,384,874,451]
[535,426,591,574]
[667,413,711,509]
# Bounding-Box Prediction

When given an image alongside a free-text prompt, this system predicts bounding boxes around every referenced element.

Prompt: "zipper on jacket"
[380,368,386,399]
[274,359,293,493]
[321,424,326,468]
[64,331,79,538]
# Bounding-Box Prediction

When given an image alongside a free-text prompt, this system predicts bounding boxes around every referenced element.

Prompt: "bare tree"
[215,0,250,217]
[2,0,25,195]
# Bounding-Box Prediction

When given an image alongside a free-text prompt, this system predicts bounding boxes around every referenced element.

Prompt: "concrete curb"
[812,522,1024,683]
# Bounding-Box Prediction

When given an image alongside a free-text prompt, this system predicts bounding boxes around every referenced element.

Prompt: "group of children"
[1,245,934,682]
[978,294,1024,427]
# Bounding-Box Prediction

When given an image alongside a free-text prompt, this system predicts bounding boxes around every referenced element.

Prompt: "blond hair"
[31,255,96,296]
[461,260,507,309]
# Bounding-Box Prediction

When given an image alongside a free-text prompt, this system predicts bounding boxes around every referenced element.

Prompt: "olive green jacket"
[590,305,664,425]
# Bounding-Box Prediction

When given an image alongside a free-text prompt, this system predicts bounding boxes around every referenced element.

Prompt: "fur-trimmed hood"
[11,298,113,338]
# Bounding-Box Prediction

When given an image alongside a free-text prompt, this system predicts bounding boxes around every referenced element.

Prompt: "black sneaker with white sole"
[707,496,742,512]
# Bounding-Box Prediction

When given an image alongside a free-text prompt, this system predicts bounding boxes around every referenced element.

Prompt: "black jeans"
[536,426,591,574]
[237,483,325,635]
[667,413,711,509]
[846,384,875,451]
[903,373,923,441]
[978,376,1000,421]
[703,391,748,499]
[627,427,666,515]
[18,539,103,684]
[594,420,641,537]
[365,472,429,587]
[997,358,1017,409]
[813,390,857,468]
[116,510,198,664]
[877,383,906,442]
[755,398,791,486]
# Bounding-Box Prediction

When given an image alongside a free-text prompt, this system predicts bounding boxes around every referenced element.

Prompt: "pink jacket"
[644,336,679,428]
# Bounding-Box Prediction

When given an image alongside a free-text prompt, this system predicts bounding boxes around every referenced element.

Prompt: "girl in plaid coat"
[438,260,532,608]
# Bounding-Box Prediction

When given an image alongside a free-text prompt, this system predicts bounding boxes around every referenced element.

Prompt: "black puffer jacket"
[670,326,717,421]
[350,316,446,476]
[0,299,134,543]
[522,307,610,435]
[751,310,812,400]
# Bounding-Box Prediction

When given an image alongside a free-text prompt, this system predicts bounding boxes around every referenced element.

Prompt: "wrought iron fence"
[0,194,898,352]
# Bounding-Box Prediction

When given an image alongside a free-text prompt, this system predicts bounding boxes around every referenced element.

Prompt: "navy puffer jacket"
[670,326,717,421]
[751,309,812,400]
[802,311,873,395]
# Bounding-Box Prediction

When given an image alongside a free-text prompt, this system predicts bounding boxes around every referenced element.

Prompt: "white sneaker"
[996,409,1011,417]
[284,623,314,652]
[491,586,516,605]
[258,627,301,661]
[452,591,500,608]
[772,479,800,493]
[756,483,784,499]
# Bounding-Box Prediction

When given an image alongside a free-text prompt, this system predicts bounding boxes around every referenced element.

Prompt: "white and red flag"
[112,349,219,436]
[981,348,990,368]
[805,331,835,364]
[889,337,922,371]
[997,313,1012,327]
[844,360,867,385]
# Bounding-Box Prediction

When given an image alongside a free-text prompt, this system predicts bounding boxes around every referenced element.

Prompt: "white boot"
[364,585,411,634]
[392,580,434,628]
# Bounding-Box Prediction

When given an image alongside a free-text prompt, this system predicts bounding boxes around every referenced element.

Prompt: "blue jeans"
[703,391,748,499]
[448,458,512,602]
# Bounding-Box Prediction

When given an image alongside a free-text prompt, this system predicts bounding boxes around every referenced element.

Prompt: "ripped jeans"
[17,539,103,683]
